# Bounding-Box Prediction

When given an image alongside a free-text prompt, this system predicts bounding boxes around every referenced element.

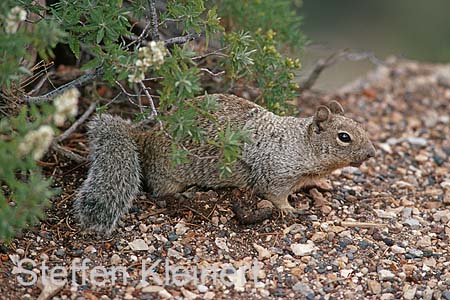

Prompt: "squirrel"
[74,94,376,234]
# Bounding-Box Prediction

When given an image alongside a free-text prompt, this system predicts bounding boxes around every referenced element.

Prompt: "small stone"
[158,289,173,299]
[204,292,215,300]
[443,291,450,300]
[391,245,406,254]
[310,232,327,243]
[340,269,353,278]
[215,237,229,251]
[129,239,149,251]
[197,285,208,293]
[253,243,271,260]
[403,218,421,229]
[406,137,427,147]
[380,293,395,300]
[292,282,315,299]
[55,249,65,257]
[406,248,423,259]
[84,245,96,254]
[378,269,395,281]
[415,154,428,162]
[291,241,317,257]
[402,207,412,219]
[110,254,121,265]
[181,288,198,300]
[368,279,381,294]
[416,236,432,248]
[403,284,417,300]
[139,223,148,233]
[175,222,188,235]
[16,248,25,256]
[142,285,164,293]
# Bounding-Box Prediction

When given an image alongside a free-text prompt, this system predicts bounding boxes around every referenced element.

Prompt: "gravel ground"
[1,59,449,300]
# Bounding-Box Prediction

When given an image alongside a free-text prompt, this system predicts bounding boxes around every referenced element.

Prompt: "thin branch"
[164,33,201,46]
[200,68,225,77]
[300,49,385,90]
[139,81,158,118]
[56,102,97,143]
[192,46,229,60]
[51,142,86,163]
[22,68,103,103]
[147,0,159,41]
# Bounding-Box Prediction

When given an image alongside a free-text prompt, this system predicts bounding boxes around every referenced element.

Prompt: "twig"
[300,49,385,90]
[51,142,86,163]
[56,102,97,143]
[139,81,158,118]
[192,47,229,60]
[147,0,159,41]
[338,221,387,228]
[22,68,103,103]
[164,33,201,46]
[200,68,225,77]
[25,71,55,96]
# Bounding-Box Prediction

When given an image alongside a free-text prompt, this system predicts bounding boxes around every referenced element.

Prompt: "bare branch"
[192,47,229,60]
[22,68,103,103]
[147,0,159,41]
[56,102,97,143]
[200,68,225,77]
[300,49,385,90]
[164,33,201,46]
[51,142,86,163]
[139,81,158,118]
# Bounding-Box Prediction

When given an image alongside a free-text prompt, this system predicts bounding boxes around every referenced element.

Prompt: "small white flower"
[127,72,145,83]
[19,125,55,160]
[5,6,27,34]
[53,88,80,126]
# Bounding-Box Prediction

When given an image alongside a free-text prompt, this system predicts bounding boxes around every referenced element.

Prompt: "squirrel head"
[307,100,376,171]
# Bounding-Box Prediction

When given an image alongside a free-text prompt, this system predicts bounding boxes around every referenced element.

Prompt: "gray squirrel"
[74,94,376,234]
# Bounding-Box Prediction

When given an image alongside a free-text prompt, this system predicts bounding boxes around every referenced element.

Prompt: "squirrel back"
[74,94,375,234]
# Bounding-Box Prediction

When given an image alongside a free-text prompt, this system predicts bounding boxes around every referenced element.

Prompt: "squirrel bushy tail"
[73,114,141,234]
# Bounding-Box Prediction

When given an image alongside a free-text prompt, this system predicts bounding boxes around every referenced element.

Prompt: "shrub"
[0,0,304,240]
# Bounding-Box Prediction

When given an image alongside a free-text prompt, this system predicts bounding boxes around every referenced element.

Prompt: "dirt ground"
[1,59,450,300]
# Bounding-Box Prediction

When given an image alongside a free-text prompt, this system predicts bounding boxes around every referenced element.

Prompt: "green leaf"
[96,28,105,44]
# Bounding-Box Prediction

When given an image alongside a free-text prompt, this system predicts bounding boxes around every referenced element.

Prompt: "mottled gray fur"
[74,94,375,234]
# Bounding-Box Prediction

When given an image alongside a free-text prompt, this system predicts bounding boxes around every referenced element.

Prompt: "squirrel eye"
[338,132,351,143]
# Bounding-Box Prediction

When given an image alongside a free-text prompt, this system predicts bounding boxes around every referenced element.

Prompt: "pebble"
[403,218,421,229]
[368,279,382,294]
[253,243,272,260]
[204,292,215,300]
[378,269,395,281]
[406,137,427,147]
[403,285,417,300]
[197,285,208,293]
[129,239,149,251]
[406,248,423,259]
[110,253,121,265]
[291,241,317,257]
[55,249,65,257]
[16,248,25,256]
[292,283,315,299]
[391,245,406,254]
[416,236,432,248]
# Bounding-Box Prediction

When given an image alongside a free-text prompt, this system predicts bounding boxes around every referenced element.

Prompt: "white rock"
[142,285,164,293]
[291,241,317,257]
[340,269,353,278]
[158,289,173,299]
[110,254,121,265]
[403,284,417,300]
[181,287,198,299]
[204,292,215,300]
[253,243,271,260]
[215,237,229,251]
[175,221,189,235]
[391,245,406,254]
[378,269,395,281]
[129,239,149,251]
[197,285,208,293]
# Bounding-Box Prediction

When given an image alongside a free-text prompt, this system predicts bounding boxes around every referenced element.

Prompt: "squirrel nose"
[366,143,376,159]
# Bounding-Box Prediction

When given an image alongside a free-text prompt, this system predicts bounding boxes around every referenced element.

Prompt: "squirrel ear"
[313,106,331,133]
[314,105,331,123]
[327,100,344,115]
